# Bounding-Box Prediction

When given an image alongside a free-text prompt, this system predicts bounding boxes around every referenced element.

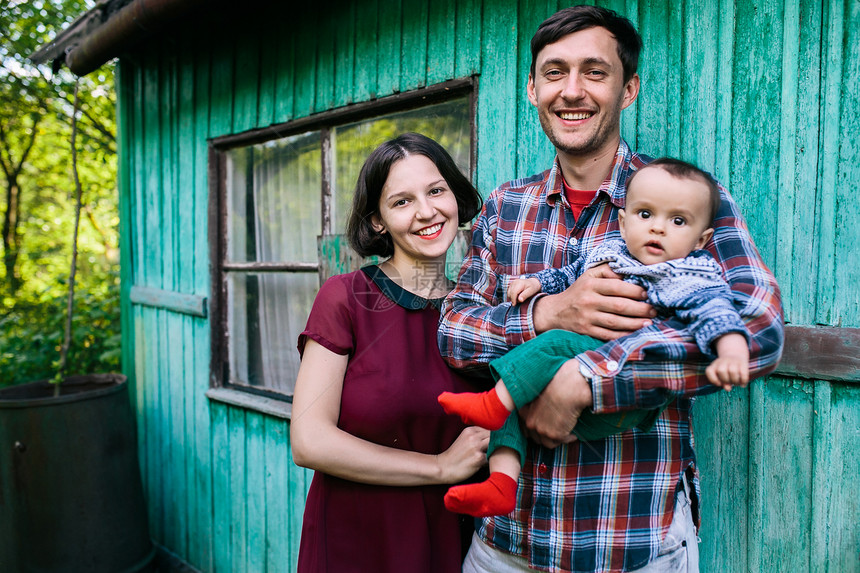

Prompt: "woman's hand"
[435,426,490,483]
[293,340,489,486]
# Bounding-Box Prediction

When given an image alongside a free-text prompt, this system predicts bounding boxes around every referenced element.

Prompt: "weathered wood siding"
[117,1,859,571]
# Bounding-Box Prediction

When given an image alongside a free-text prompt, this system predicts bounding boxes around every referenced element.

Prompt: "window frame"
[207,78,478,413]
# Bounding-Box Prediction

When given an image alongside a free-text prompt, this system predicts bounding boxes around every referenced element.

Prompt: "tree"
[0,0,115,296]
[0,0,119,385]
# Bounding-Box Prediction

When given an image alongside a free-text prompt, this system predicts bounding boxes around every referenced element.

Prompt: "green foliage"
[0,272,120,385]
[0,0,119,386]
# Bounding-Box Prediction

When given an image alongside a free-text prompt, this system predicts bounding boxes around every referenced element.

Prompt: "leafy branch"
[55,79,82,390]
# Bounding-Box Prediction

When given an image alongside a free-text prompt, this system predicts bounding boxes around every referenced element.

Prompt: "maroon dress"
[296,266,481,573]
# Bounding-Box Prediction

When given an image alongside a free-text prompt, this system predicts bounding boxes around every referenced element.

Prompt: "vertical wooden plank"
[477,0,518,193]
[775,0,823,325]
[257,15,278,128]
[141,47,165,544]
[730,0,782,261]
[663,2,682,158]
[601,0,639,147]
[624,0,640,149]
[294,10,318,119]
[116,63,143,521]
[133,308,151,538]
[265,417,290,573]
[143,52,163,288]
[334,0,356,108]
[146,308,164,543]
[811,382,860,572]
[129,58,151,543]
[287,426,313,570]
[315,9,336,113]
[273,21,296,124]
[191,38,215,571]
[400,0,429,91]
[454,0,482,79]
[680,0,719,170]
[377,0,402,96]
[712,0,735,183]
[157,308,173,549]
[161,40,184,555]
[246,412,267,572]
[233,29,261,133]
[211,402,231,571]
[748,378,814,572]
[353,0,379,102]
[515,0,556,178]
[168,316,189,555]
[773,0,800,322]
[209,35,235,138]
[229,408,248,573]
[694,388,751,572]
[636,0,670,156]
[176,35,196,565]
[832,0,860,328]
[116,60,135,402]
[814,0,842,327]
[131,58,146,294]
[427,0,456,85]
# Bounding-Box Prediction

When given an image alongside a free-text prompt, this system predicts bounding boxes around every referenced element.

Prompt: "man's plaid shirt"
[438,141,784,572]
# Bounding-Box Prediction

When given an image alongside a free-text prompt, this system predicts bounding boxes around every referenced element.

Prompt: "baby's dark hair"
[346,133,482,258]
[628,157,722,223]
[530,5,643,82]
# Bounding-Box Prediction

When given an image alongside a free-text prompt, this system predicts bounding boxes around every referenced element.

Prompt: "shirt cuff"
[503,292,544,347]
[576,349,624,413]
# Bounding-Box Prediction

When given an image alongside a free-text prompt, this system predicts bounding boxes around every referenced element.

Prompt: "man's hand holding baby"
[532,265,656,341]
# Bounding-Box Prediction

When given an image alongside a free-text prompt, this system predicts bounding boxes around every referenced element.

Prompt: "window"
[210,80,475,403]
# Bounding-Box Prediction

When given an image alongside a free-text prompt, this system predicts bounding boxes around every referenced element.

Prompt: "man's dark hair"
[346,132,483,258]
[628,157,723,223]
[530,5,643,82]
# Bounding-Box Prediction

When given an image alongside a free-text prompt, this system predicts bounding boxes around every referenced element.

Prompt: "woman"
[291,133,489,573]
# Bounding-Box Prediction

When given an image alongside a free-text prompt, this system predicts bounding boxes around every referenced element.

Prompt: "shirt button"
[606,360,619,372]
[538,463,548,475]
[569,237,578,246]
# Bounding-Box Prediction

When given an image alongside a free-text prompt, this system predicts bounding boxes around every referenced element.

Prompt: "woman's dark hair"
[627,157,723,223]
[530,5,643,82]
[346,132,483,258]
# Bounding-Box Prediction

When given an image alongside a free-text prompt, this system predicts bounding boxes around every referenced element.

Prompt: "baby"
[439,158,750,517]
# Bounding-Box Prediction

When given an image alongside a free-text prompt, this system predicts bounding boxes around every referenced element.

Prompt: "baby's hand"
[705,356,749,391]
[707,332,749,391]
[508,277,542,304]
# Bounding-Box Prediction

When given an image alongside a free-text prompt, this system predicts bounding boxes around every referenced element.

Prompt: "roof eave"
[30,0,209,76]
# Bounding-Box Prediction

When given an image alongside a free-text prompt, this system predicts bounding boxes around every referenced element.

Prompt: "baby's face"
[618,167,714,265]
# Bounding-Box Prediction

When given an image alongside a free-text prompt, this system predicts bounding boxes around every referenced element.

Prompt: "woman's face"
[373,154,460,267]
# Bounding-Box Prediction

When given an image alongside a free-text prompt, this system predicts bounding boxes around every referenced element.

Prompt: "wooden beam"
[130,285,207,318]
[774,325,860,383]
[210,78,476,150]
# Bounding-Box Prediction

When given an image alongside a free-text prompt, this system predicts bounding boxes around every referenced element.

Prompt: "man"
[438,5,784,573]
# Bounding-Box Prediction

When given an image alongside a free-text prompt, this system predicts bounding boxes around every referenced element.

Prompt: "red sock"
[444,472,518,517]
[437,388,511,430]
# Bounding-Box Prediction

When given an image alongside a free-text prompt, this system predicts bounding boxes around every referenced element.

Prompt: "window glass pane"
[226,131,322,263]
[226,271,318,394]
[219,93,472,400]
[331,97,471,234]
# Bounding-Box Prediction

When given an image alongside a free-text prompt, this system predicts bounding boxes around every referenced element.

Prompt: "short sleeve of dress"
[297,274,355,358]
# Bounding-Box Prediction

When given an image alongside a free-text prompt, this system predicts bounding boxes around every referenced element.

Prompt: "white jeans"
[462,476,700,573]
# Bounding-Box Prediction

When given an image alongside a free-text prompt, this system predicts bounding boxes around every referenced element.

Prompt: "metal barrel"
[0,374,154,572]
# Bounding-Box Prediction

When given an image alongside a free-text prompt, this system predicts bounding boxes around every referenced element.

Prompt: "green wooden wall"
[117,1,859,571]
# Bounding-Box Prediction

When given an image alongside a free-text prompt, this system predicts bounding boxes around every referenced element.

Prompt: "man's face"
[527,27,639,161]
